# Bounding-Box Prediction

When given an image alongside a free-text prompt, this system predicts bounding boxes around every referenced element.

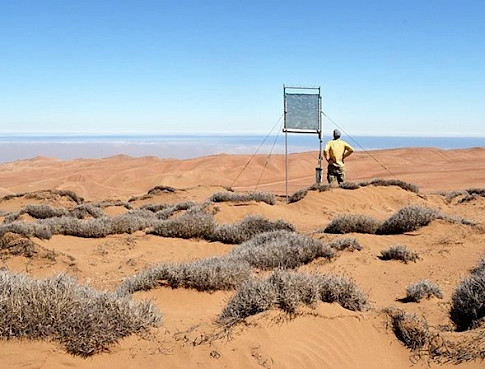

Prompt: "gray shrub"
[405,280,443,302]
[22,204,70,219]
[376,205,440,234]
[209,191,276,205]
[288,184,330,204]
[230,230,333,270]
[70,204,106,219]
[219,270,368,325]
[324,214,382,234]
[209,215,295,244]
[148,211,216,239]
[379,244,420,263]
[116,256,251,295]
[339,181,360,190]
[385,307,429,351]
[327,237,363,251]
[0,270,160,356]
[359,179,419,193]
[0,221,53,239]
[450,257,485,331]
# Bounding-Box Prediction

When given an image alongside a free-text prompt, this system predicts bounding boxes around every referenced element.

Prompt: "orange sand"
[0,147,484,369]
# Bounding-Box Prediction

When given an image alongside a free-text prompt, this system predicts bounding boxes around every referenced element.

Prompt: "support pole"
[285,130,288,202]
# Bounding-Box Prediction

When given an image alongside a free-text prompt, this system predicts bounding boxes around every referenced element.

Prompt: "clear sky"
[1,0,484,136]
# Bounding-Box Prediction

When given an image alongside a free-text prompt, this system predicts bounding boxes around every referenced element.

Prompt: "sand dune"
[0,147,484,368]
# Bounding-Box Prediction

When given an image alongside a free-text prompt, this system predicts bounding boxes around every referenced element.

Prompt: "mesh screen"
[285,93,320,132]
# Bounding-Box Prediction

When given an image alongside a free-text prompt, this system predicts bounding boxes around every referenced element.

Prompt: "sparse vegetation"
[219,270,368,325]
[327,237,363,252]
[0,270,160,356]
[385,307,429,351]
[450,256,485,331]
[70,203,106,219]
[288,184,330,204]
[376,205,440,234]
[209,215,295,244]
[148,211,216,239]
[0,232,38,257]
[339,181,360,190]
[379,244,420,263]
[405,280,443,302]
[116,256,252,295]
[230,230,333,270]
[324,214,382,234]
[209,191,276,205]
[147,185,176,195]
[359,179,419,193]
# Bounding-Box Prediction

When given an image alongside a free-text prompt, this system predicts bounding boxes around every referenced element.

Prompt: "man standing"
[323,129,354,186]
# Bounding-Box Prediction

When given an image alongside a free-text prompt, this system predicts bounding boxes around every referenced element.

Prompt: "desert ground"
[0,147,484,369]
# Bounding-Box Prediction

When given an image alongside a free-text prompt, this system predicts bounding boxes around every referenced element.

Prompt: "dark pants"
[327,164,346,186]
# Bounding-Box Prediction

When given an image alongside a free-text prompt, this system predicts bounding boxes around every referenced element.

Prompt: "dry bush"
[385,307,429,351]
[324,214,382,234]
[147,185,176,195]
[339,181,360,190]
[140,203,171,212]
[0,270,160,356]
[148,211,216,239]
[288,184,330,203]
[97,200,133,210]
[22,204,70,219]
[405,280,443,302]
[0,220,53,239]
[359,178,419,193]
[209,191,276,205]
[155,201,196,220]
[116,256,251,295]
[219,270,368,325]
[0,232,38,257]
[376,205,440,234]
[379,244,420,263]
[43,216,114,238]
[450,258,485,331]
[209,215,295,244]
[70,204,106,219]
[110,210,157,234]
[230,230,334,270]
[327,237,363,252]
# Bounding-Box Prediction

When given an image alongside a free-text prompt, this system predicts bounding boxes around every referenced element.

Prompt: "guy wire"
[254,120,283,190]
[322,111,400,180]
[230,113,284,188]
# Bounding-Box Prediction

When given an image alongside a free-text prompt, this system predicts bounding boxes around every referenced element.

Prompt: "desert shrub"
[97,200,133,210]
[3,211,21,223]
[110,210,157,234]
[140,203,171,212]
[405,280,443,302]
[22,204,70,219]
[148,211,216,239]
[70,204,106,219]
[43,216,114,238]
[324,214,382,234]
[147,185,176,195]
[288,188,309,204]
[0,270,160,356]
[55,190,84,204]
[155,201,196,220]
[288,184,330,204]
[450,258,485,330]
[0,221,53,239]
[327,237,363,252]
[231,230,333,270]
[209,215,295,244]
[219,270,368,325]
[209,191,276,205]
[466,188,485,196]
[116,256,251,295]
[339,181,360,190]
[379,244,420,263]
[359,179,419,193]
[376,205,440,234]
[385,307,429,351]
[0,232,38,257]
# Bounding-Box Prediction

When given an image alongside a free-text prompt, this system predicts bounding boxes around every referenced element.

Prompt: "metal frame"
[283,85,323,202]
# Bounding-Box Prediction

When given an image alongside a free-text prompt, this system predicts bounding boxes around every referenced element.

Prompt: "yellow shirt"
[324,139,354,168]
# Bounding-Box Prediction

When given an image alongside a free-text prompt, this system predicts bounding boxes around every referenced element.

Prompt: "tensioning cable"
[322,111,400,180]
[254,120,283,190]
[230,113,284,188]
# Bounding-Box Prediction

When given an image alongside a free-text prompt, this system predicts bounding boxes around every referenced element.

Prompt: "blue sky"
[1,0,484,136]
